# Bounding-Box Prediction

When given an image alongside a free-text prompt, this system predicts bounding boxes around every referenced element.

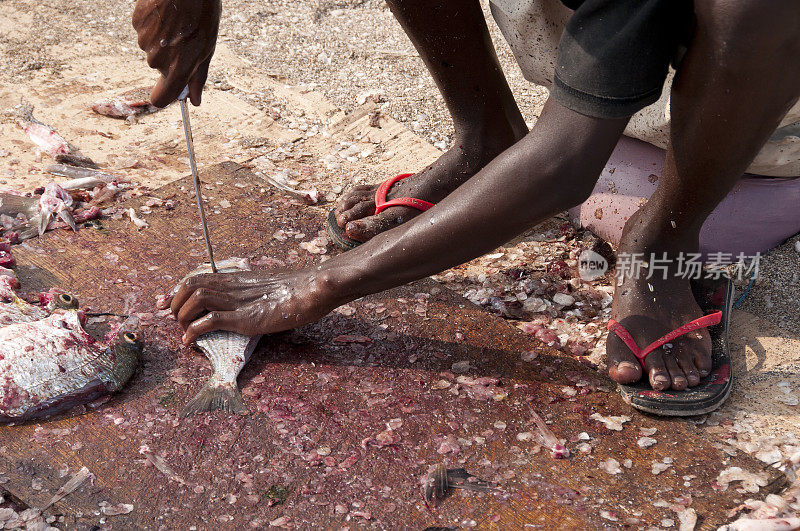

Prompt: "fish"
[0,183,78,239]
[46,164,119,190]
[0,310,141,423]
[0,283,79,328]
[90,88,158,122]
[12,103,96,167]
[180,258,261,417]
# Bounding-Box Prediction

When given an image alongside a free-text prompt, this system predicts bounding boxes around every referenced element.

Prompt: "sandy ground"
[0,0,799,526]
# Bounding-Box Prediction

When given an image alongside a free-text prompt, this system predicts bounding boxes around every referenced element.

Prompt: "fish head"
[107,316,143,387]
[39,288,79,311]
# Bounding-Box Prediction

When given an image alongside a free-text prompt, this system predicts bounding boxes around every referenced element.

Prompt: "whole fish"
[0,310,141,423]
[91,88,158,122]
[180,258,261,417]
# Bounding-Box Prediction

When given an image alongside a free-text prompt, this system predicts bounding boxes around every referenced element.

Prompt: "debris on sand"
[590,413,631,431]
[716,467,770,493]
[43,466,93,509]
[262,171,319,205]
[128,207,149,230]
[422,463,497,508]
[530,411,570,459]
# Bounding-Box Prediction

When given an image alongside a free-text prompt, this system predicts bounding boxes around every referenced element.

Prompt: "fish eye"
[123,332,138,343]
[59,294,73,304]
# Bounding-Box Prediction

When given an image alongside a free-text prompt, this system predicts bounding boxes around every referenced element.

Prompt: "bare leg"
[334,0,528,242]
[608,1,800,390]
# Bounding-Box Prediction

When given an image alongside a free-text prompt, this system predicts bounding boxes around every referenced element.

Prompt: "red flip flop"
[608,277,734,416]
[327,173,435,250]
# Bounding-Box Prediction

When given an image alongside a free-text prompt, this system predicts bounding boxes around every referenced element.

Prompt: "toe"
[675,344,700,387]
[692,331,713,377]
[606,336,643,384]
[335,190,373,216]
[336,201,375,227]
[346,207,420,242]
[345,214,397,242]
[662,351,688,391]
[645,351,672,391]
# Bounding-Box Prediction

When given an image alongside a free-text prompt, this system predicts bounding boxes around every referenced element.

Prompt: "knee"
[698,1,800,71]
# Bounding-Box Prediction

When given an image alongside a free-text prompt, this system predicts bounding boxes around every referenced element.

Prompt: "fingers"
[182,310,245,345]
[188,55,212,106]
[151,67,191,108]
[176,288,235,329]
[169,274,214,317]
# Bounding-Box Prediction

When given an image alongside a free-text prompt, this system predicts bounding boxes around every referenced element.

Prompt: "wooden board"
[0,162,785,529]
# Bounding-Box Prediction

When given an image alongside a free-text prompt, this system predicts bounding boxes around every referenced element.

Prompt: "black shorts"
[552,0,695,119]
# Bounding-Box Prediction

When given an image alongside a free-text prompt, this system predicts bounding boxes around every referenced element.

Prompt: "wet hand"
[132,0,221,107]
[158,270,337,345]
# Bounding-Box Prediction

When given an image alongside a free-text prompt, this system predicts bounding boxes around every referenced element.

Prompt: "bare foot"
[334,123,526,243]
[606,224,713,391]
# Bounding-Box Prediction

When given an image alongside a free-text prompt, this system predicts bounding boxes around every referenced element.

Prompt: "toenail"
[654,375,669,384]
[618,361,638,372]
[699,369,709,377]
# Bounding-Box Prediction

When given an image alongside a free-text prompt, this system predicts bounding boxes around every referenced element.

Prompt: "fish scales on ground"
[0,310,141,423]
[181,258,262,417]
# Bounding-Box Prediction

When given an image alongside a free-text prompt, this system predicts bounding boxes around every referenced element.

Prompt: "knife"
[178,86,217,273]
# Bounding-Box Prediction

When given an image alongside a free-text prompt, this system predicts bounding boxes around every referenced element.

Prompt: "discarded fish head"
[39,288,79,311]
[106,316,143,389]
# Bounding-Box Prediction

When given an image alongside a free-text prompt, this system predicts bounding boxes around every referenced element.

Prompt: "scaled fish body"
[181,258,261,417]
[0,310,141,423]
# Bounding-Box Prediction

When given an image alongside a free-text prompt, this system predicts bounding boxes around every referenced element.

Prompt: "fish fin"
[58,209,77,231]
[32,212,50,236]
[181,382,248,417]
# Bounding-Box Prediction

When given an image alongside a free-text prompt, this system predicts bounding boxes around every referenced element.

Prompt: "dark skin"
[140,0,800,391]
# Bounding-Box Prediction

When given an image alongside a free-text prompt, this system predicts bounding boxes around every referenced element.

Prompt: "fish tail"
[181,382,247,417]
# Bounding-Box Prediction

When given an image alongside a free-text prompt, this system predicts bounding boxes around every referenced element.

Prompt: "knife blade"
[178,86,217,273]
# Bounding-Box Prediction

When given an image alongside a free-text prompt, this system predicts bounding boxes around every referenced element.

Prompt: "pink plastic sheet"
[569,136,800,260]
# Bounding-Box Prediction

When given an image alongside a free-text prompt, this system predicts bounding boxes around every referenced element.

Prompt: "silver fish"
[0,310,141,423]
[180,258,261,417]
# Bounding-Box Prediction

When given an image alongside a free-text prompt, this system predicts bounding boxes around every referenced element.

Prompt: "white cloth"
[489,0,800,177]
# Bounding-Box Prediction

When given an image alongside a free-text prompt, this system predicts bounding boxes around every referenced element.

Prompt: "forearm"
[319,100,628,305]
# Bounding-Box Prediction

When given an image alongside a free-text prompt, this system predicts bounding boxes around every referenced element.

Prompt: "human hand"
[132,0,221,107]
[158,269,339,344]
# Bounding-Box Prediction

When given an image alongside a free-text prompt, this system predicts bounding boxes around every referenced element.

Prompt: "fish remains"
[0,310,141,423]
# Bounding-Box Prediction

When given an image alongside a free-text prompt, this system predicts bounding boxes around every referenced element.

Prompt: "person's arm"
[165,100,628,344]
[132,0,221,107]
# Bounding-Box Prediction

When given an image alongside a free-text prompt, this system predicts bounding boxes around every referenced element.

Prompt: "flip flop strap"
[374,173,435,215]
[607,311,723,367]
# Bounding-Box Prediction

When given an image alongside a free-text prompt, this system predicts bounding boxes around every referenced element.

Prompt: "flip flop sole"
[326,209,362,251]
[617,277,734,417]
